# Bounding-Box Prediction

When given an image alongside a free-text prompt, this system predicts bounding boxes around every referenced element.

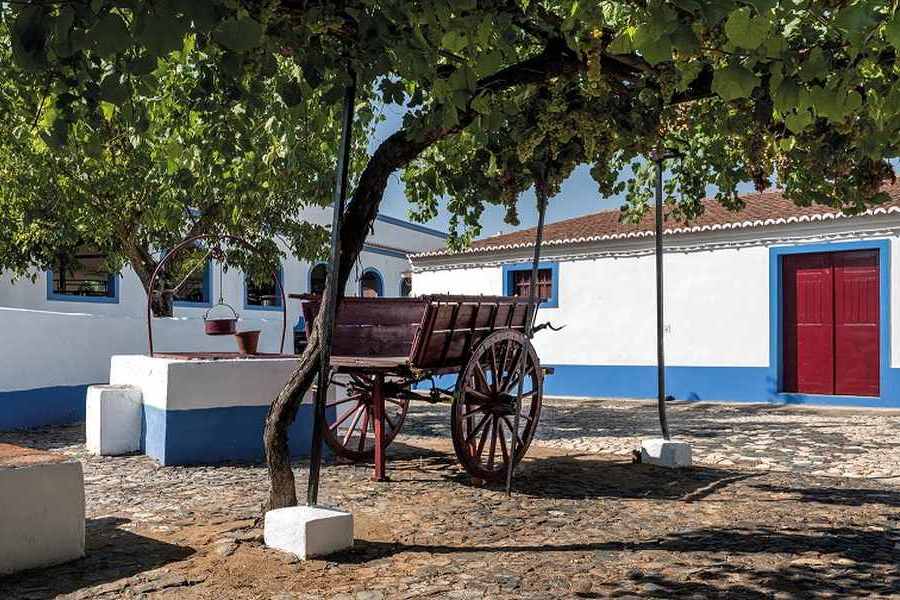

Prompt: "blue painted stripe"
[421,364,900,408]
[363,243,410,260]
[375,214,447,239]
[544,364,900,408]
[142,403,332,465]
[0,385,89,430]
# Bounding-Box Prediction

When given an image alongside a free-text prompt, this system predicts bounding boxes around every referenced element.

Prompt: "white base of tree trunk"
[640,439,693,468]
[264,506,353,559]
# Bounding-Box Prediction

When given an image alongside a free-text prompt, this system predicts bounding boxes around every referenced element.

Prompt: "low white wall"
[110,355,310,410]
[0,307,287,393]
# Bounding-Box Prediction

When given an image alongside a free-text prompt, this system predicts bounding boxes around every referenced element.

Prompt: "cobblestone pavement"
[0,398,898,599]
[406,397,900,480]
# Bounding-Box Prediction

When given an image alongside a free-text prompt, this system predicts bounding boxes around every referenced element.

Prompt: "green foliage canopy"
[2,0,899,248]
[0,12,373,298]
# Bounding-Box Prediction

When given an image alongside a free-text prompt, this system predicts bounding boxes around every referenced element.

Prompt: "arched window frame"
[358,267,384,297]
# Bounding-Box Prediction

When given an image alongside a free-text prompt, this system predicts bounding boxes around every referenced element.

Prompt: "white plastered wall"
[412,221,900,371]
[0,210,447,395]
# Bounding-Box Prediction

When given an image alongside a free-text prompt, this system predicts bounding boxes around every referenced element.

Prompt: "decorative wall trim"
[363,243,410,260]
[411,205,900,259]
[428,364,900,408]
[411,223,900,272]
[142,403,324,465]
[375,214,447,239]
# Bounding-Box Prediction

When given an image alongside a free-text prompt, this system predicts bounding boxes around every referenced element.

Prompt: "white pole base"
[640,438,693,468]
[264,506,353,560]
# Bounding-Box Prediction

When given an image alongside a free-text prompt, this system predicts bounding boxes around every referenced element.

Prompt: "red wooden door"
[783,254,835,394]
[782,250,880,396]
[833,251,880,396]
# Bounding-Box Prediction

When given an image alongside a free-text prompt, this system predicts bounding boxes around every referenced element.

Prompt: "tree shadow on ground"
[336,525,899,598]
[0,517,194,599]
[751,483,900,508]
[469,452,758,501]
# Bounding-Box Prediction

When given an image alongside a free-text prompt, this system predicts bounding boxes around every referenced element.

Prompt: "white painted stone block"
[0,449,85,575]
[264,506,353,559]
[640,438,693,468]
[86,384,142,456]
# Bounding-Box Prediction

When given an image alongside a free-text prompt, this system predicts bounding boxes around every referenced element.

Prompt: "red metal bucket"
[204,302,239,336]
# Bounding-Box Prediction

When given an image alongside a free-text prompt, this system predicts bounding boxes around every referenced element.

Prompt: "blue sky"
[372,106,628,237]
[371,105,766,238]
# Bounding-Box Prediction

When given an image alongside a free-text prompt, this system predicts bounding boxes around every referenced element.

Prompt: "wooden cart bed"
[295,295,533,373]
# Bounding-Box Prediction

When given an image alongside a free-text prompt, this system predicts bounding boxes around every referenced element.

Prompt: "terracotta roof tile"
[415,181,900,259]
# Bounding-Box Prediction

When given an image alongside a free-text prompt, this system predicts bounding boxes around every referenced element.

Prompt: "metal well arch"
[146,234,287,357]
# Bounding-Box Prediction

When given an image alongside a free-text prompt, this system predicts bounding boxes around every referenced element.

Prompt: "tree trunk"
[262,41,588,509]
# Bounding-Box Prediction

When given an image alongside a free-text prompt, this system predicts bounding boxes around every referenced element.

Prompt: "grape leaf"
[91,13,132,58]
[712,63,760,100]
[213,17,264,52]
[724,7,770,50]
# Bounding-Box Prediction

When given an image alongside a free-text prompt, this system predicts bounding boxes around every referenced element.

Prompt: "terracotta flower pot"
[234,330,261,355]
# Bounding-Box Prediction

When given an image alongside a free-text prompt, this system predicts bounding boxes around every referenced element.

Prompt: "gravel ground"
[0,397,898,599]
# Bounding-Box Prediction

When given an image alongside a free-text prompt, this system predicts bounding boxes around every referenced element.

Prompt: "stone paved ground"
[0,398,898,599]
[406,397,900,479]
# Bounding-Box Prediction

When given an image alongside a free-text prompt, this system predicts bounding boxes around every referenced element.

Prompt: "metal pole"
[307,71,357,506]
[506,181,549,495]
[654,153,671,441]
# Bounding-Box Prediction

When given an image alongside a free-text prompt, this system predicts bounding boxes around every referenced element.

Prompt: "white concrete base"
[640,438,693,468]
[0,447,85,575]
[86,384,142,456]
[264,506,353,559]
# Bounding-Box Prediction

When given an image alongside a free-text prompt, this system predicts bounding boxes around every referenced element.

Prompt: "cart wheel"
[451,330,543,482]
[322,373,410,462]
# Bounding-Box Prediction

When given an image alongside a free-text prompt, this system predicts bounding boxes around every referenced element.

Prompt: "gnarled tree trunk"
[262,40,589,509]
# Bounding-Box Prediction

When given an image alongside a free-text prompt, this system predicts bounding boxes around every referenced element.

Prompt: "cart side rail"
[298,296,428,359]
[409,296,531,370]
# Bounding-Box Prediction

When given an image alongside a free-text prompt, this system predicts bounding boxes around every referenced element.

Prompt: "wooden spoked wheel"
[451,330,543,482]
[322,374,410,462]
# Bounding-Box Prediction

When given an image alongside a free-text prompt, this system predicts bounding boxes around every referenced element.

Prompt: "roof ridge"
[411,180,900,260]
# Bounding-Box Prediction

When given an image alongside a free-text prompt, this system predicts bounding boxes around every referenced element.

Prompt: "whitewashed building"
[0,209,446,430]
[411,183,900,409]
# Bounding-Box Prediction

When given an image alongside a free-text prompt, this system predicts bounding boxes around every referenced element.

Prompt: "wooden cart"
[296,294,547,482]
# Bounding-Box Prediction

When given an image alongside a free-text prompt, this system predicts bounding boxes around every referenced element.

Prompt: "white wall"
[411,266,503,297]
[0,307,288,392]
[413,226,900,370]
[413,247,770,368]
[0,211,447,395]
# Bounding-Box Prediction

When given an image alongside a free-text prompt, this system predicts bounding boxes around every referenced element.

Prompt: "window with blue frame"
[502,262,559,308]
[359,268,384,297]
[245,267,283,309]
[48,248,118,302]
